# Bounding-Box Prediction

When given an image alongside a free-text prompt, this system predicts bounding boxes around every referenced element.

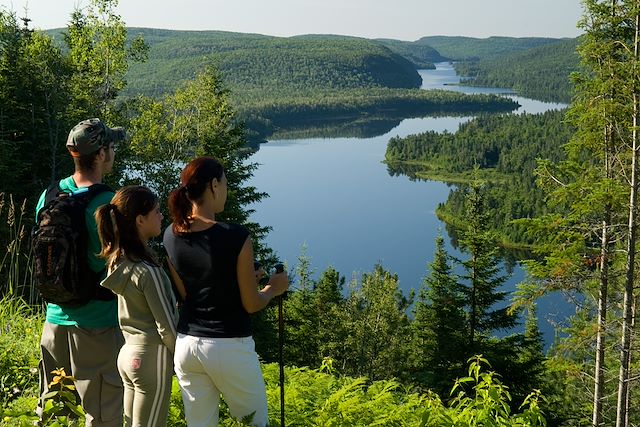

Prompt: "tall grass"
[0,193,42,410]
[0,193,38,304]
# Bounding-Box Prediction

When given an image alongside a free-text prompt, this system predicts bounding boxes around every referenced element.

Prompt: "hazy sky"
[4,0,584,41]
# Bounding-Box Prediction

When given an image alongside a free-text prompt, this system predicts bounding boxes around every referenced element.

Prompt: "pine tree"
[126,65,271,258]
[413,234,467,396]
[458,181,516,352]
[337,265,413,381]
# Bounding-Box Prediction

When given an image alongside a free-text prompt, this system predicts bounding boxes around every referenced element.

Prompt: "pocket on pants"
[99,372,123,422]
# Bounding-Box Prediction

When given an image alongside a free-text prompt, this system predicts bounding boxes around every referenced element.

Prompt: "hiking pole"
[274,263,285,427]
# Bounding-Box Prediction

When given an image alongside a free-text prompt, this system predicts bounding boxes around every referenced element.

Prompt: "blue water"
[248,62,570,347]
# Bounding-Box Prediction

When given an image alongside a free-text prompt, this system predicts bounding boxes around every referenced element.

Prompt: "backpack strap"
[43,182,64,205]
[73,183,113,200]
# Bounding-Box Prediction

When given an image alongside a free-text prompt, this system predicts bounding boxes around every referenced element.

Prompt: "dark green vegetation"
[243,88,518,136]
[4,0,640,425]
[386,109,573,246]
[387,1,640,426]
[417,36,563,61]
[455,38,580,103]
[120,29,421,98]
[376,38,447,68]
[109,29,524,141]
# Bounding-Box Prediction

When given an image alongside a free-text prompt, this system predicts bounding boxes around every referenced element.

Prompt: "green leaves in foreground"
[259,357,546,427]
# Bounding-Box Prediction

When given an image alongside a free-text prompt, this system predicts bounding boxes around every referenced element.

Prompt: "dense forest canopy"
[375,38,447,68]
[385,109,573,246]
[417,36,566,60]
[7,1,640,425]
[455,38,580,103]
[117,28,422,98]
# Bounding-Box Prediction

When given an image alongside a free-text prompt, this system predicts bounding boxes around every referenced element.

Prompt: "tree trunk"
[593,214,610,427]
[615,7,640,427]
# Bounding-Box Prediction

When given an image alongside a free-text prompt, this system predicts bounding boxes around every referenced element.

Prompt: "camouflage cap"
[66,118,126,156]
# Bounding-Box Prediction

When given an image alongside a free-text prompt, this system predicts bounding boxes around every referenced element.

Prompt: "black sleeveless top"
[163,222,251,337]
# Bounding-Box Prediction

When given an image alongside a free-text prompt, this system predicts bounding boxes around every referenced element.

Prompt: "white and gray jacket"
[101,258,178,354]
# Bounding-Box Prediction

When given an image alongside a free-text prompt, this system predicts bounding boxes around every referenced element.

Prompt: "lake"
[248,62,569,347]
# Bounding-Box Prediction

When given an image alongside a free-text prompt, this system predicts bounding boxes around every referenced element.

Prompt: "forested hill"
[417,36,564,60]
[122,28,422,99]
[385,109,573,246]
[376,38,447,68]
[455,37,580,103]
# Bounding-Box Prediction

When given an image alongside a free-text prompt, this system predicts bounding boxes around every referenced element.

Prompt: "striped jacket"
[101,259,178,353]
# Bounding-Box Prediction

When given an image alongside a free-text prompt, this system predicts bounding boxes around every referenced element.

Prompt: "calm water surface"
[248,63,569,346]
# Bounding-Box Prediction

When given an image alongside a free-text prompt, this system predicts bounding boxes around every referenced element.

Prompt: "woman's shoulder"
[215,221,248,233]
[163,222,249,242]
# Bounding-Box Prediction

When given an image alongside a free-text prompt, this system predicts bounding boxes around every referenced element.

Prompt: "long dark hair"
[168,156,224,234]
[96,185,159,267]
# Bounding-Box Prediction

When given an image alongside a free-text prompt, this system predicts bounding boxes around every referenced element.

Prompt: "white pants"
[174,334,268,427]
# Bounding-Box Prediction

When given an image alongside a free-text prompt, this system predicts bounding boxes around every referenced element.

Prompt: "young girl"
[164,156,289,426]
[96,185,177,427]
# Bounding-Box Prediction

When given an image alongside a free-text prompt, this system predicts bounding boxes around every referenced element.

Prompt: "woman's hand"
[267,270,289,297]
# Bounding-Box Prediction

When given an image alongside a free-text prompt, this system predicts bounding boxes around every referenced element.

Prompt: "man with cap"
[35,118,125,426]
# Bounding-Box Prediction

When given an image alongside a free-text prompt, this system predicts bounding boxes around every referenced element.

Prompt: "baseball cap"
[66,118,126,156]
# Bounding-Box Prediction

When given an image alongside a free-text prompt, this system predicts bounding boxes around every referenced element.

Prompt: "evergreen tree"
[336,265,412,381]
[458,181,517,353]
[0,10,71,202]
[126,65,271,258]
[412,234,467,396]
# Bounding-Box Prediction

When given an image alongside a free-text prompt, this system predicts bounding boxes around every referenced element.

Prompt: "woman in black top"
[164,156,288,427]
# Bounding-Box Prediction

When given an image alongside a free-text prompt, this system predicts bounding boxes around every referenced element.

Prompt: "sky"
[3,0,584,41]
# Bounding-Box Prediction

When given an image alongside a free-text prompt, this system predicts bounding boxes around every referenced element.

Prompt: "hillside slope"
[418,35,563,60]
[455,37,580,102]
[123,28,422,100]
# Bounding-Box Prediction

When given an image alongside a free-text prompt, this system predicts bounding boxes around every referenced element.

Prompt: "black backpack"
[32,182,114,307]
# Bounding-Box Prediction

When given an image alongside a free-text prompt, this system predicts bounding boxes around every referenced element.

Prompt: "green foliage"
[412,235,467,395]
[336,265,413,382]
[434,356,547,427]
[376,38,445,68]
[386,109,574,246]
[239,88,519,141]
[455,38,580,103]
[417,36,563,61]
[122,29,422,100]
[0,297,42,407]
[63,0,148,122]
[459,182,516,346]
[40,368,85,425]
[0,10,73,203]
[123,65,271,258]
[0,291,549,426]
[0,194,35,299]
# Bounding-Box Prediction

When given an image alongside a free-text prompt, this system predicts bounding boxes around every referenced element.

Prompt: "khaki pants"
[118,343,173,427]
[39,322,124,427]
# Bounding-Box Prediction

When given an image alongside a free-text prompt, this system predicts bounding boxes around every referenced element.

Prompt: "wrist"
[260,285,274,300]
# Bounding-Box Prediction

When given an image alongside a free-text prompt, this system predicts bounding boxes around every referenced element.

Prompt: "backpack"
[32,182,114,307]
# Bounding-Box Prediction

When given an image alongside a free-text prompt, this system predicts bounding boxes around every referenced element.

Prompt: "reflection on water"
[249,62,571,349]
[264,63,566,141]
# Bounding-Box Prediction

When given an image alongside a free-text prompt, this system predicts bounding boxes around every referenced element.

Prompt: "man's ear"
[97,147,107,161]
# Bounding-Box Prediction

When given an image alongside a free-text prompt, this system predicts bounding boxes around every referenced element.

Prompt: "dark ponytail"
[168,157,224,234]
[96,186,159,268]
[96,203,119,266]
[168,186,191,234]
